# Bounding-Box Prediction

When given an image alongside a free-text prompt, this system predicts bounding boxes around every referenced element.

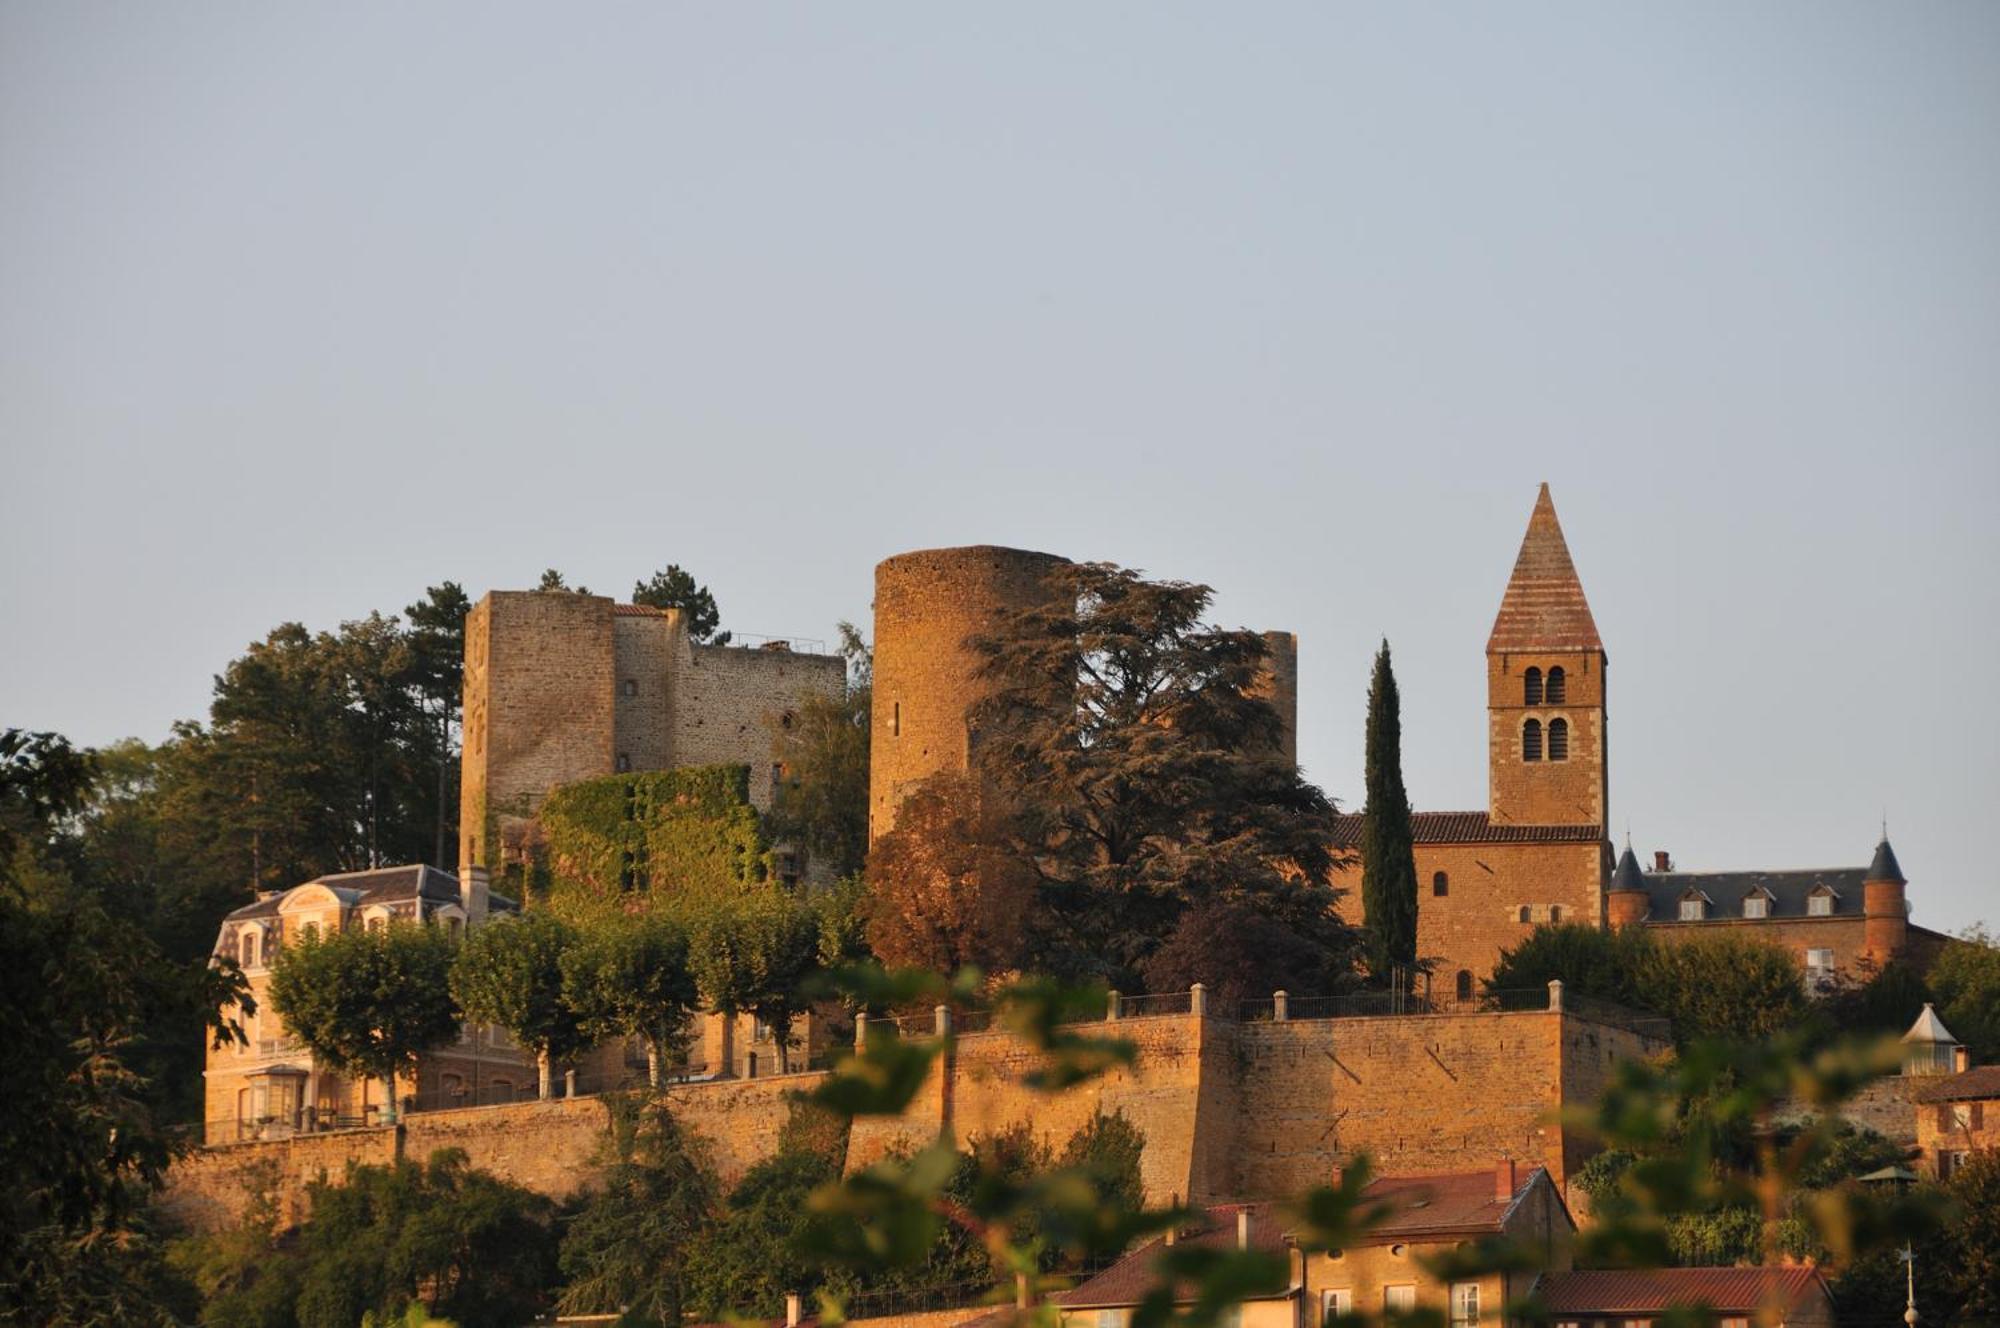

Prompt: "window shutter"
[1974,1102,1986,1130]
[1938,1105,1953,1130]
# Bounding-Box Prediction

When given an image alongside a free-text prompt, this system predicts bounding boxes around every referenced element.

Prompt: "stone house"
[204,863,532,1144]
[1053,1163,1574,1328]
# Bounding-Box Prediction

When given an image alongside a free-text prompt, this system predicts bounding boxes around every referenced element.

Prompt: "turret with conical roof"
[1864,835,1910,965]
[1607,844,1650,929]
[1486,485,1611,839]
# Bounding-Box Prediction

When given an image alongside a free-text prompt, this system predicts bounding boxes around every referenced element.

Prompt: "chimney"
[1653,851,1671,872]
[786,1293,801,1328]
[1237,1209,1251,1250]
[1955,1045,1972,1074]
[1496,1158,1518,1202]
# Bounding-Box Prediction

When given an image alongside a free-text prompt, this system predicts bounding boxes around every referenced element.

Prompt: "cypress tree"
[1360,639,1419,977]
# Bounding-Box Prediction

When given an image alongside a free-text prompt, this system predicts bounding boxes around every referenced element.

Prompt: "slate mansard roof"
[1634,866,1868,921]
[219,864,517,930]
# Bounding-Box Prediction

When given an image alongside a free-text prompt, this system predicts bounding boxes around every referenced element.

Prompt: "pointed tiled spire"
[1488,483,1603,652]
[1610,845,1647,894]
[1868,837,1905,884]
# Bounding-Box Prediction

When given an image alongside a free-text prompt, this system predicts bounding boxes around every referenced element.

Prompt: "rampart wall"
[164,1005,1667,1235]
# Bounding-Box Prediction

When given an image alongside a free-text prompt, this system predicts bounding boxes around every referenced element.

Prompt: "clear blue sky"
[3,4,1995,934]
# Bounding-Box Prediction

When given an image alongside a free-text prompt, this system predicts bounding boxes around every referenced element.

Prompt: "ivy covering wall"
[537,765,773,926]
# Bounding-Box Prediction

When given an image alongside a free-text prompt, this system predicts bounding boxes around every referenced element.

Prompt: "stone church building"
[1329,484,1948,996]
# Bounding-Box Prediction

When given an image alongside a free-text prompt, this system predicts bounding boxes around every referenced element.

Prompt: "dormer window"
[1678,891,1709,922]
[1807,886,1837,917]
[1743,888,1774,920]
[239,930,258,969]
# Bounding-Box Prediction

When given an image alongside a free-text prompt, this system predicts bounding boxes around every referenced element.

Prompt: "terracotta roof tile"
[1535,1267,1826,1315]
[1488,484,1602,653]
[1913,1065,2000,1103]
[1330,812,1602,847]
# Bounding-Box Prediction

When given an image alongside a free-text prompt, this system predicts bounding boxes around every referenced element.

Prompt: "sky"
[3,3,1996,936]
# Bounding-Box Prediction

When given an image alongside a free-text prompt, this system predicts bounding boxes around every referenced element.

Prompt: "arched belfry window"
[1523,667,1543,706]
[1547,717,1569,762]
[1545,666,1566,704]
[1522,718,1543,762]
[1432,871,1449,898]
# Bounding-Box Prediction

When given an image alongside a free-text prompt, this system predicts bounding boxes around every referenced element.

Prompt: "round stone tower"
[1862,836,1908,965]
[869,545,1071,842]
[1606,844,1651,929]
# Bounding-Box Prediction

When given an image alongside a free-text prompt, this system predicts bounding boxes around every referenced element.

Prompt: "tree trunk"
[537,1048,552,1100]
[382,1067,398,1124]
[647,1038,663,1089]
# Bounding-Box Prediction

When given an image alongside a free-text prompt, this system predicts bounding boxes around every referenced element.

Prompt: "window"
[1545,666,1566,704]
[1547,717,1569,761]
[1744,894,1769,919]
[1679,897,1705,922]
[299,921,320,942]
[1219,1308,1242,1328]
[622,678,638,697]
[1940,1150,1970,1181]
[1517,906,1533,924]
[891,700,901,736]
[1433,871,1449,898]
[1720,1318,1750,1328]
[1523,719,1543,762]
[239,931,258,969]
[1384,1287,1415,1314]
[366,915,386,934]
[616,753,632,773]
[1806,949,1835,988]
[1096,1312,1124,1328]
[1450,1282,1480,1328]
[1808,891,1833,917]
[1524,667,1543,705]
[1322,1291,1353,1325]
[1455,970,1473,1002]
[1549,905,1564,923]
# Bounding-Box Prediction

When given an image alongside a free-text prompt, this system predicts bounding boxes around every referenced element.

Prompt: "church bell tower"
[1486,485,1609,829]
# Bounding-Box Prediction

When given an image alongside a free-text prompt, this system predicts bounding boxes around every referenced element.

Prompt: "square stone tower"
[1486,484,1609,829]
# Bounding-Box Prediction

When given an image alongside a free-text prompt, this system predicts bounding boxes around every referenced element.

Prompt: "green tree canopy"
[964,561,1357,992]
[559,914,700,1087]
[1929,923,2000,1064]
[451,913,583,1099]
[268,921,460,1121]
[632,564,728,644]
[557,1099,719,1326]
[764,623,869,879]
[686,885,824,1070]
[1487,923,1813,1046]
[1,729,252,1325]
[186,1149,557,1328]
[535,569,591,594]
[1358,640,1418,979]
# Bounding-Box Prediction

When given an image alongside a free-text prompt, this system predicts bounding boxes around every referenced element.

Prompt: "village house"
[1531,1267,1835,1328]
[203,863,532,1143]
[1053,1163,1575,1328]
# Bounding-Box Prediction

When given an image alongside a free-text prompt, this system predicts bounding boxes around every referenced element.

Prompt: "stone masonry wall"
[1486,649,1608,829]
[166,1008,1664,1234]
[869,546,1070,841]
[461,592,616,873]
[1328,841,1606,987]
[678,641,847,810]
[613,610,677,773]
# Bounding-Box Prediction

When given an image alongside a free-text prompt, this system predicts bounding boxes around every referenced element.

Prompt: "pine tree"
[1360,640,1419,978]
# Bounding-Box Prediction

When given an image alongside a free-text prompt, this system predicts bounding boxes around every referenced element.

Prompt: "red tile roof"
[1330,812,1603,847]
[1488,484,1603,653]
[613,602,669,616]
[1913,1065,2000,1103]
[1535,1267,1827,1315]
[1053,1203,1291,1309]
[1056,1171,1551,1310]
